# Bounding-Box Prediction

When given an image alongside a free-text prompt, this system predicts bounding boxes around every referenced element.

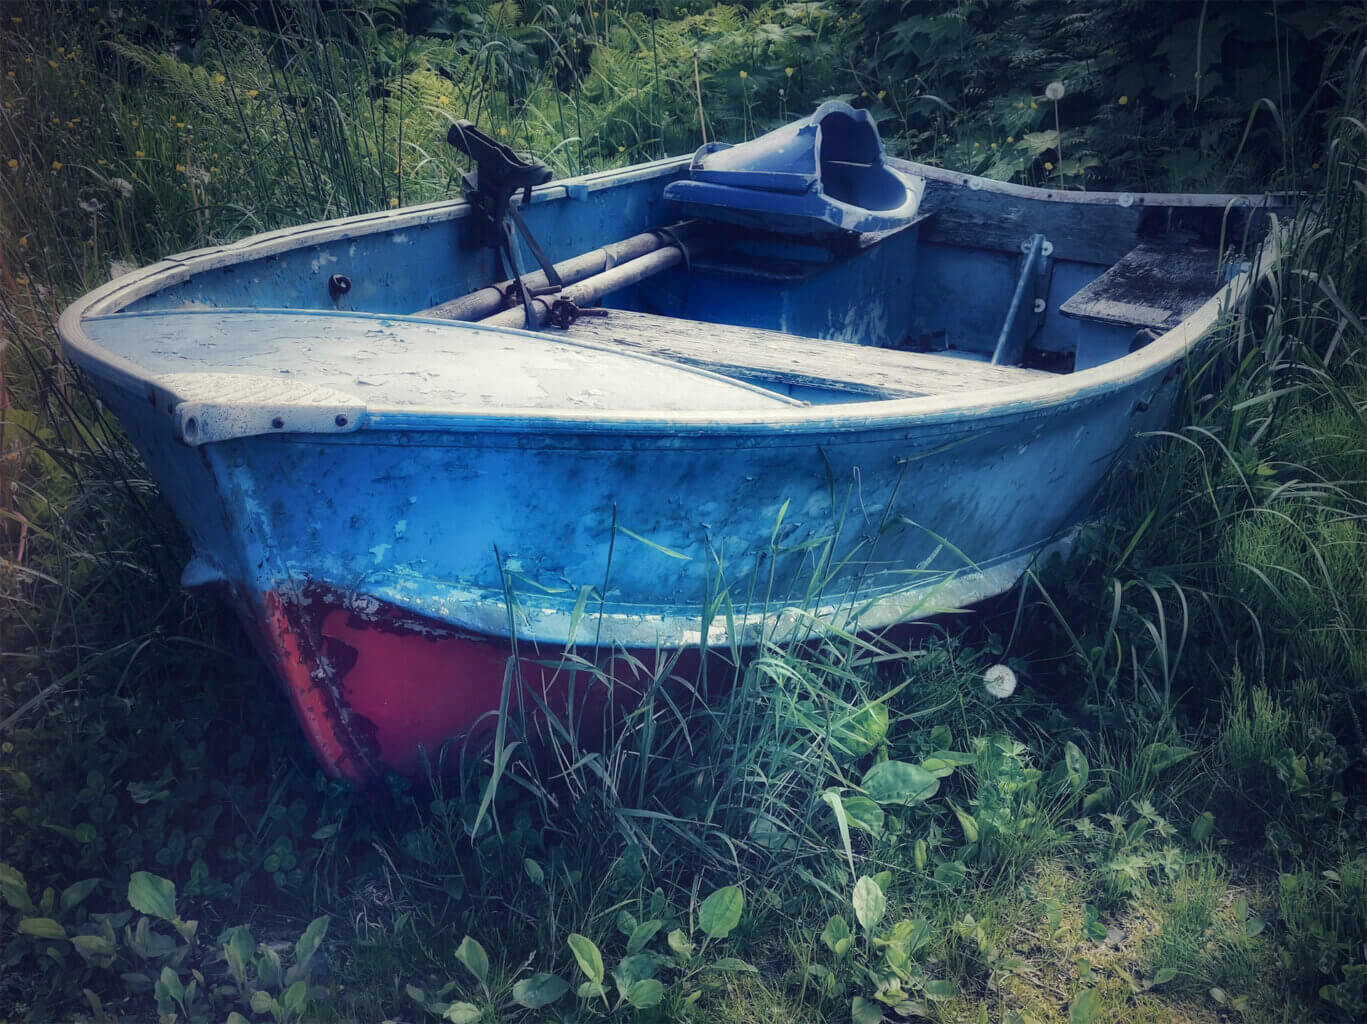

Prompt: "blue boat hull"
[59,149,1274,784]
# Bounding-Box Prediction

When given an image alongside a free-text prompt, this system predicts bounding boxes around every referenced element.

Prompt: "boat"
[58,103,1282,787]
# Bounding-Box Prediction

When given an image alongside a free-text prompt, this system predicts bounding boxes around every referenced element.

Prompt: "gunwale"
[58,155,1285,439]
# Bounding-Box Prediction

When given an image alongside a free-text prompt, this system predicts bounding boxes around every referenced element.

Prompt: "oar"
[417,220,700,323]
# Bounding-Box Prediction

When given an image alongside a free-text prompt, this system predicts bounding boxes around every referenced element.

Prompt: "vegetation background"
[2,1,1365,1022]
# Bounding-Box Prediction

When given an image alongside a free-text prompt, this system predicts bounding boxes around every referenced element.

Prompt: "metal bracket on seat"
[990,233,1054,366]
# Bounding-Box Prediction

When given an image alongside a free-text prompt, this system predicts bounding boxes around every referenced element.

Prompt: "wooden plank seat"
[1059,240,1221,330]
[556,309,1053,399]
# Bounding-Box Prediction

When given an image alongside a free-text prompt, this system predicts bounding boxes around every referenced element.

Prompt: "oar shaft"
[419,221,698,321]
[477,245,687,329]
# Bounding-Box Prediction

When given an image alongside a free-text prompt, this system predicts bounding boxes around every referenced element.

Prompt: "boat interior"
[74,104,1269,429]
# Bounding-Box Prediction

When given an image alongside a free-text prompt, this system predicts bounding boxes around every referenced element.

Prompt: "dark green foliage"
[843,0,1357,189]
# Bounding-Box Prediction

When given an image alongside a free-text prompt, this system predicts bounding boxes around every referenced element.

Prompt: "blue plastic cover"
[664,101,923,238]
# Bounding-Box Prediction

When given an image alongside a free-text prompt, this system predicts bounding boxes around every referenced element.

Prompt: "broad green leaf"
[1064,743,1089,793]
[444,1003,482,1024]
[830,702,889,758]
[923,979,958,1001]
[18,917,67,940]
[626,920,662,955]
[1153,967,1178,985]
[127,872,176,922]
[708,957,757,972]
[226,1011,249,1024]
[523,858,544,885]
[512,973,568,1009]
[294,915,329,967]
[852,995,884,1023]
[852,876,885,933]
[250,990,274,1014]
[1143,742,1195,774]
[1069,988,1102,1024]
[821,915,852,957]
[699,885,744,939]
[455,935,489,985]
[1191,811,1215,843]
[72,934,116,959]
[667,928,693,957]
[613,953,657,988]
[60,878,101,912]
[0,863,32,912]
[843,796,885,837]
[567,933,605,986]
[282,980,307,1015]
[951,804,979,843]
[158,966,184,1004]
[626,978,664,1008]
[861,761,939,805]
[576,981,606,1000]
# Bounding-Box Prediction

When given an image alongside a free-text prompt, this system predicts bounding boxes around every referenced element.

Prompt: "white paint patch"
[393,519,407,539]
[369,543,391,564]
[309,251,338,273]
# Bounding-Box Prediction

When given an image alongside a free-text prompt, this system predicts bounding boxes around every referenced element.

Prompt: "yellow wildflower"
[10,16,21,23]
[214,73,225,85]
[991,142,998,149]
[247,89,259,98]
[785,67,794,77]
[176,122,185,129]
[131,120,139,127]
[739,70,748,79]
[618,145,625,152]
[1044,161,1054,171]
[6,158,16,169]
[877,90,886,99]
[135,150,145,158]
[51,160,62,171]
[497,126,508,136]
[175,163,185,172]
[209,166,218,173]
[15,277,28,286]
[18,236,26,246]
[1030,100,1038,109]
[389,197,399,208]
[438,95,449,105]
[58,47,65,54]
[98,158,106,165]
[1119,95,1128,105]
[6,71,13,79]
[48,60,58,69]
[1006,136,1014,143]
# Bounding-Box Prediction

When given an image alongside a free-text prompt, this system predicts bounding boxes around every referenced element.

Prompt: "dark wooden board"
[560,309,1052,399]
[1058,240,1222,330]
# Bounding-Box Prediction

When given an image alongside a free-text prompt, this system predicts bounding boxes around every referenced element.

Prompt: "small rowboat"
[59,104,1280,786]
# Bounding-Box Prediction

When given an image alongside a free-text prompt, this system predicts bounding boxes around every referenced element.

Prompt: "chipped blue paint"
[57,152,1272,654]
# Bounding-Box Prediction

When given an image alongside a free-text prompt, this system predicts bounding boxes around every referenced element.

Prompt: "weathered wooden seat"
[1059,240,1220,330]
[556,309,1053,399]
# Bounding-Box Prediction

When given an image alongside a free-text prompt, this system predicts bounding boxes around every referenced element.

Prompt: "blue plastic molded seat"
[664,101,924,239]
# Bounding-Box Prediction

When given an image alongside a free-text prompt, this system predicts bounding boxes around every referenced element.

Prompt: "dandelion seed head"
[1046,81,1065,101]
[983,664,1017,699]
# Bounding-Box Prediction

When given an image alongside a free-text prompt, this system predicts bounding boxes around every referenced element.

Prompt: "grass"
[3,2,1367,1022]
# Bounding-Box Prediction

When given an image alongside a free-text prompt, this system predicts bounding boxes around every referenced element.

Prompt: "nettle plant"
[0,865,328,1023]
[407,884,754,1020]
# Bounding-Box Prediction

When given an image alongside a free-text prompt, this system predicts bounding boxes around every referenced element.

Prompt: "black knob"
[328,274,352,301]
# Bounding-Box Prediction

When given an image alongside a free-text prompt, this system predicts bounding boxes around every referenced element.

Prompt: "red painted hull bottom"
[238,583,679,788]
